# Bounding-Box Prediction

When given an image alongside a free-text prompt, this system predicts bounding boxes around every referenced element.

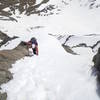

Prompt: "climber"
[27,37,38,56]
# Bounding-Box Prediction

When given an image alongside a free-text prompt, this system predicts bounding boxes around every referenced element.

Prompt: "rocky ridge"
[0,31,29,100]
[0,0,58,21]
[0,0,100,21]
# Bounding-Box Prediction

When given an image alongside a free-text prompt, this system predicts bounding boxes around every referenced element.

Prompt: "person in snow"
[27,37,38,56]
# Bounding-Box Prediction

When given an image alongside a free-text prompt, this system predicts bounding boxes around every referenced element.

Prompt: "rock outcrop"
[92,47,100,97]
[93,47,100,71]
[0,31,18,47]
[0,32,29,100]
[0,0,50,20]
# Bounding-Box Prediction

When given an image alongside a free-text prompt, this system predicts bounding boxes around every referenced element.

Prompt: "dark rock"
[93,47,100,71]
[62,44,77,55]
[63,35,74,45]
[0,0,50,19]
[0,31,18,47]
[92,47,100,97]
[0,31,10,40]
[0,34,29,99]
[0,61,12,70]
[0,70,13,85]
[0,92,7,100]
[0,41,28,85]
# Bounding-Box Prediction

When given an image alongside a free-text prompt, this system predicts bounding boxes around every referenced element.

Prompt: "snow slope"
[1,31,99,100]
[0,0,100,100]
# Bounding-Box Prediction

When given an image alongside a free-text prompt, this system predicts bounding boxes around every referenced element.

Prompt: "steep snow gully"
[0,31,99,100]
[0,0,100,100]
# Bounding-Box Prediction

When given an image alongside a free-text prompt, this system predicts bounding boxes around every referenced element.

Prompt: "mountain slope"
[1,31,99,100]
[0,0,100,100]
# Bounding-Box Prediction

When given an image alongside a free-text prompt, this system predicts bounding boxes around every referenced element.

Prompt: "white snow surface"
[1,33,99,100]
[0,0,100,100]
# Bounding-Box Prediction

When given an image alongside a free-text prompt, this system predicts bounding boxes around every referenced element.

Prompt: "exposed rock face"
[0,31,18,47]
[62,44,77,55]
[0,0,50,18]
[0,0,36,14]
[0,34,29,99]
[93,47,100,71]
[0,92,7,100]
[92,47,100,97]
[0,0,100,19]
[0,41,28,84]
